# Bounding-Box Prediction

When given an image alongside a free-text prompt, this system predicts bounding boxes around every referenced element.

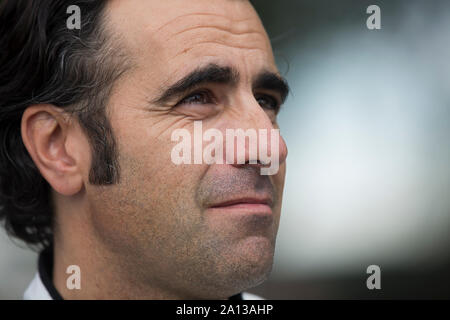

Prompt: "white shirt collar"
[23,246,63,300]
[23,272,52,300]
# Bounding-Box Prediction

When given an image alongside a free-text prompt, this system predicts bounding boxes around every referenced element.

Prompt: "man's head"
[0,0,288,299]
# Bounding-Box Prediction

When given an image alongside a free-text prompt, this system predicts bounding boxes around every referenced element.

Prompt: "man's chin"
[216,235,275,292]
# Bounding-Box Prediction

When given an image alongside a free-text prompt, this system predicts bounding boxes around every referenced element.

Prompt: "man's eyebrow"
[153,64,239,104]
[253,71,290,103]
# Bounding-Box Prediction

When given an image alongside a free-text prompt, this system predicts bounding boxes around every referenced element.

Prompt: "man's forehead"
[106,0,276,91]
[107,0,258,30]
[106,0,271,55]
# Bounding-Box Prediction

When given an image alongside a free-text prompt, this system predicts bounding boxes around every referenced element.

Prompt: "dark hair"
[0,0,129,249]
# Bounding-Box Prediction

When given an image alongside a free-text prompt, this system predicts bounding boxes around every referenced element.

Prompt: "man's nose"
[224,100,288,170]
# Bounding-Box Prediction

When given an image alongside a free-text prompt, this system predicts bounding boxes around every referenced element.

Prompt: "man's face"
[85,0,288,298]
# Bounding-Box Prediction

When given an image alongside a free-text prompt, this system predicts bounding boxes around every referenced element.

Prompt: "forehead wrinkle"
[165,12,263,38]
[172,25,263,38]
[169,25,268,58]
[156,12,254,33]
[172,40,268,60]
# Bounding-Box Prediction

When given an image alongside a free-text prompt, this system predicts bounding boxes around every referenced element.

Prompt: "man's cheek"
[273,164,286,190]
[117,137,172,179]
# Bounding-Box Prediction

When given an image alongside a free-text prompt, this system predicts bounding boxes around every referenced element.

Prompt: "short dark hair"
[0,0,129,249]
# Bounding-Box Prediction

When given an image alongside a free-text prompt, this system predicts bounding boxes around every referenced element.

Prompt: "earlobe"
[21,105,84,196]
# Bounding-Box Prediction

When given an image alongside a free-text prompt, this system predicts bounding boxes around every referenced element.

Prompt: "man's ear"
[21,105,87,196]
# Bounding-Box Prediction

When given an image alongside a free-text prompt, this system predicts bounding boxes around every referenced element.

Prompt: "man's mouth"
[208,197,273,215]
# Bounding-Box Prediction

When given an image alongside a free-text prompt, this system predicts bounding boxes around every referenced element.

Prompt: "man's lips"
[207,197,273,215]
[210,197,272,208]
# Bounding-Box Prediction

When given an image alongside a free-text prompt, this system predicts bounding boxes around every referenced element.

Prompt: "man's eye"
[255,94,280,112]
[177,91,212,106]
